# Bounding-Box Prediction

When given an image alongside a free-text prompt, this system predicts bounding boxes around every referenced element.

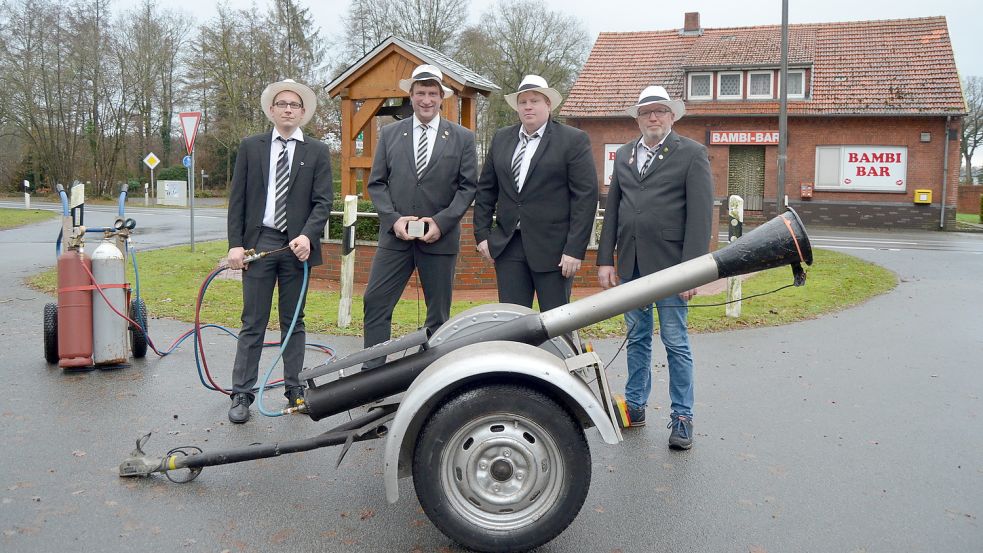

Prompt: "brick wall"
[957,184,983,214]
[569,115,961,230]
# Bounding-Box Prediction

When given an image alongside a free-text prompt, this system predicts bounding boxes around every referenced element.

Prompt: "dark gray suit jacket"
[597,131,714,280]
[367,117,477,255]
[227,131,333,266]
[473,120,598,272]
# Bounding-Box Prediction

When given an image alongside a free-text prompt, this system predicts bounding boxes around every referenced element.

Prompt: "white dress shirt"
[412,114,440,172]
[263,127,305,229]
[635,132,669,174]
[514,121,547,191]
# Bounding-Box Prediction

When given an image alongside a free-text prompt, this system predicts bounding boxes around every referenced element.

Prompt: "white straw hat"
[260,79,317,127]
[504,75,563,112]
[626,85,686,120]
[398,64,454,98]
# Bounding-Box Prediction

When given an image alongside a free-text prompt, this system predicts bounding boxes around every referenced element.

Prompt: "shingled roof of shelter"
[560,16,965,118]
[327,35,498,95]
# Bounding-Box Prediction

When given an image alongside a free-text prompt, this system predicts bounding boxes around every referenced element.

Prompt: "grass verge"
[27,241,896,338]
[0,208,57,229]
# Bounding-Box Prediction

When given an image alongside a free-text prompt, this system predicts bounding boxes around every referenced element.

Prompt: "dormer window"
[748,71,773,99]
[785,70,805,98]
[688,73,712,100]
[718,72,742,99]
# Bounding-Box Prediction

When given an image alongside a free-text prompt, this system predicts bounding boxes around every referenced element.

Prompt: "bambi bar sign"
[710,130,779,145]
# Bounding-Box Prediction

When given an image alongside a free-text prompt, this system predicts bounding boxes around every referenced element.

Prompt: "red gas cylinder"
[57,250,93,368]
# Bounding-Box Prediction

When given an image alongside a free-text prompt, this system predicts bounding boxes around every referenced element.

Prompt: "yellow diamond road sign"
[143,152,160,169]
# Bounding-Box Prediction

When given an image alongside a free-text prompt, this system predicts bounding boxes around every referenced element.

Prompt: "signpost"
[179,112,202,251]
[143,152,159,205]
[23,180,30,209]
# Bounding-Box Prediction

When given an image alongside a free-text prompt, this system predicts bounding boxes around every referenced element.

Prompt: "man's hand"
[476,240,493,263]
[227,247,246,271]
[290,234,312,262]
[558,255,582,279]
[598,265,618,289]
[393,216,419,240]
[679,288,697,301]
[420,217,442,243]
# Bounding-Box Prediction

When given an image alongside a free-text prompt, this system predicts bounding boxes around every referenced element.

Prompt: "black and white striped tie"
[273,136,292,232]
[512,132,539,190]
[639,146,656,177]
[416,124,428,178]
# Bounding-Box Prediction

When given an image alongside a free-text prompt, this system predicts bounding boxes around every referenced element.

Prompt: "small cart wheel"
[129,298,148,358]
[413,383,591,553]
[43,303,58,364]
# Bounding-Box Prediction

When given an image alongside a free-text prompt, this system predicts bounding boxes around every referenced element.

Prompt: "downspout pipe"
[940,115,951,229]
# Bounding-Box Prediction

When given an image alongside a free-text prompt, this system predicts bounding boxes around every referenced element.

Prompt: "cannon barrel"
[304,208,811,421]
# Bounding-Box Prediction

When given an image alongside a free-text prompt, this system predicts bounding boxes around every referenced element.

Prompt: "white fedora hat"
[626,85,686,120]
[398,64,454,98]
[260,79,318,127]
[504,75,563,112]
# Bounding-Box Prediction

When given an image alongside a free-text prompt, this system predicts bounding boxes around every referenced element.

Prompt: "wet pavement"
[1,215,981,552]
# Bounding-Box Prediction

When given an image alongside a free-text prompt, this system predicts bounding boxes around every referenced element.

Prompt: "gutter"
[940,115,951,229]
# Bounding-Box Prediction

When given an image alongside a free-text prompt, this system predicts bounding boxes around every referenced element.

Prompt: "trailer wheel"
[43,303,58,364]
[413,383,591,553]
[129,298,148,359]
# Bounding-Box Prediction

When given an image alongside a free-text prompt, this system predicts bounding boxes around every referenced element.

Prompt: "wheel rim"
[439,412,566,531]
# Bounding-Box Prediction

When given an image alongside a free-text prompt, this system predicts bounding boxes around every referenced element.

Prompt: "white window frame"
[747,71,774,99]
[717,71,743,99]
[780,69,806,99]
[687,72,713,100]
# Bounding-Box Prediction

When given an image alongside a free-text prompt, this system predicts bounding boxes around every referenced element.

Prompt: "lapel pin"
[658,155,664,160]
[403,132,408,136]
[663,146,669,153]
[300,161,305,166]
[628,155,635,165]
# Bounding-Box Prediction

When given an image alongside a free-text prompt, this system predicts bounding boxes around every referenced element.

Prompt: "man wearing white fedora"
[362,64,477,369]
[473,75,597,311]
[226,79,333,423]
[596,85,713,448]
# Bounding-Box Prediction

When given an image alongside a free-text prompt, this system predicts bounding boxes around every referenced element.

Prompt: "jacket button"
[636,209,641,214]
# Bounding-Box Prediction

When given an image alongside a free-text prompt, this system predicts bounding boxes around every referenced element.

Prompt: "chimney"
[679,12,704,36]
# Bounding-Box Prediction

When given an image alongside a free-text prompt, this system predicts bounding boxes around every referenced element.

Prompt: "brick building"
[560,13,967,229]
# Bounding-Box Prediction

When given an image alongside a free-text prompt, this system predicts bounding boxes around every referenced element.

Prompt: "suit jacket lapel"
[289,139,308,188]
[260,134,272,197]
[400,118,417,177]
[502,127,521,192]
[643,132,680,180]
[423,119,450,178]
[523,120,552,191]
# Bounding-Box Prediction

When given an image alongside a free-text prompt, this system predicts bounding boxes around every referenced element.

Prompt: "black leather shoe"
[228,393,253,424]
[285,387,305,408]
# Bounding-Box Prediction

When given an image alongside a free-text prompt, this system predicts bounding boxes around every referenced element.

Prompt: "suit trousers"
[231,227,308,395]
[362,245,457,369]
[495,230,572,312]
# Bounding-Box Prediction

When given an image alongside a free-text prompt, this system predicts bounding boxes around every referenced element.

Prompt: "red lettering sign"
[710,130,779,145]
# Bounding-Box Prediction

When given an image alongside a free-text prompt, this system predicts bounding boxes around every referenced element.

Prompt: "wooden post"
[337,195,359,328]
[726,195,744,318]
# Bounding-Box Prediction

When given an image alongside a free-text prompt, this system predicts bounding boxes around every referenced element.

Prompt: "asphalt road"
[1,209,981,552]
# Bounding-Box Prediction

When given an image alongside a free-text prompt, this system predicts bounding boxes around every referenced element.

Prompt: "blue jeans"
[623,274,695,419]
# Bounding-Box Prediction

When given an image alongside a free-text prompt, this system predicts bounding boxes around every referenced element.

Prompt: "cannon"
[119,209,812,552]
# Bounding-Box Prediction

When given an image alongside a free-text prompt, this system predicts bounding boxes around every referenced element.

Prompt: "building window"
[785,70,806,98]
[748,71,773,99]
[718,72,743,99]
[688,73,712,100]
[815,145,908,192]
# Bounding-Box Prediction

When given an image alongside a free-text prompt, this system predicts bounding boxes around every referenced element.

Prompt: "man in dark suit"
[362,64,477,368]
[473,75,598,311]
[597,85,713,449]
[226,79,333,423]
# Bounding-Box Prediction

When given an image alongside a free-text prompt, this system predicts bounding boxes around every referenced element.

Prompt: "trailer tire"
[43,302,58,364]
[129,298,148,359]
[413,383,590,553]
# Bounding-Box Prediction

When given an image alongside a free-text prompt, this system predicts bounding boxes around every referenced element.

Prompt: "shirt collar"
[520,121,548,140]
[413,114,440,131]
[637,131,670,153]
[273,127,305,143]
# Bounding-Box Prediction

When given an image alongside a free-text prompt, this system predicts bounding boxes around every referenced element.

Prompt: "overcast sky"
[164,0,982,78]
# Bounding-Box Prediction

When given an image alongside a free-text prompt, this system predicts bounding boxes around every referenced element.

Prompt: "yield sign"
[179,112,202,154]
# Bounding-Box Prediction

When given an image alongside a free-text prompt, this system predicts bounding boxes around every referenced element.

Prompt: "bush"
[157,165,187,180]
[327,198,379,241]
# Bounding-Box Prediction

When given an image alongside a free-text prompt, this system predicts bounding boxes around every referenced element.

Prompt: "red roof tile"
[561,16,965,118]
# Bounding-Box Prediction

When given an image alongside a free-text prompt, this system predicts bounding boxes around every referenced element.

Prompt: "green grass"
[956,212,982,224]
[0,208,57,229]
[27,242,896,338]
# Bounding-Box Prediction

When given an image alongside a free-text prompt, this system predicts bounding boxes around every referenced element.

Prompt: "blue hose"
[256,260,309,417]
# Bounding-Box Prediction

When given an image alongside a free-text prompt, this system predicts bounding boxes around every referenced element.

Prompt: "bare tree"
[962,76,983,184]
[391,0,468,52]
[457,0,590,140]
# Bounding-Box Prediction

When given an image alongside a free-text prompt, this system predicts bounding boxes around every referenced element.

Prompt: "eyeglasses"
[638,107,672,117]
[273,101,304,110]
